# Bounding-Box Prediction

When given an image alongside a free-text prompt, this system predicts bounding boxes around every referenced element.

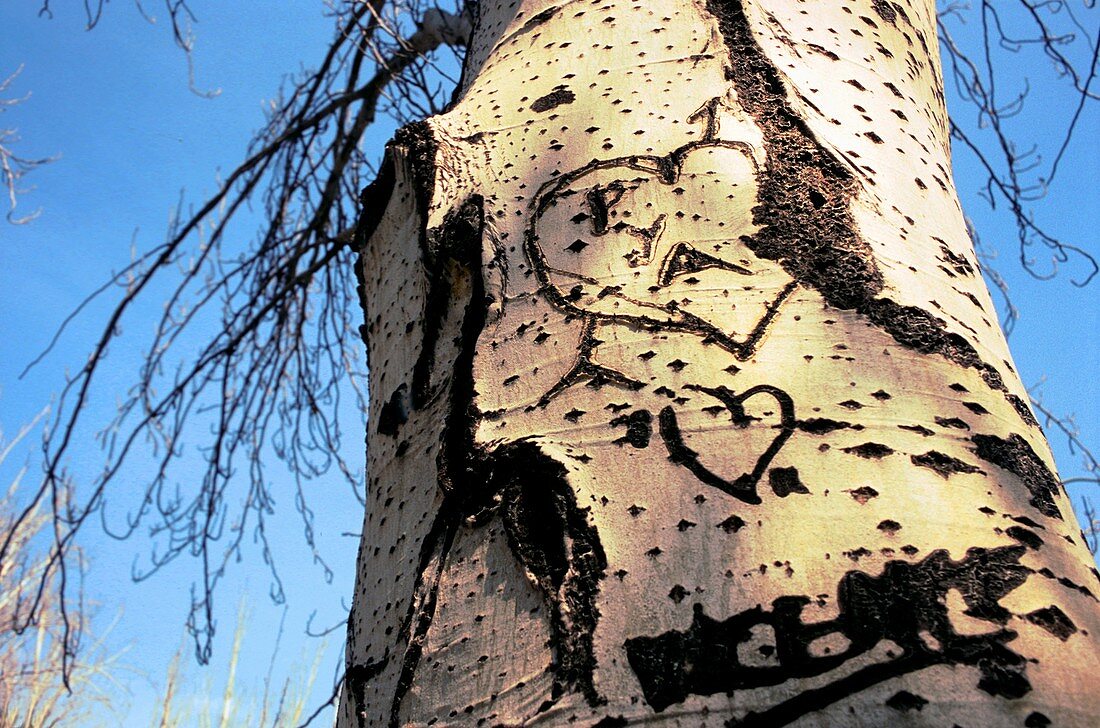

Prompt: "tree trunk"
[339,1,1100,725]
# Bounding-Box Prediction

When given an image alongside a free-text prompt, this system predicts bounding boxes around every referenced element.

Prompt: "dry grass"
[1,412,332,727]
[151,601,327,728]
[0,411,121,727]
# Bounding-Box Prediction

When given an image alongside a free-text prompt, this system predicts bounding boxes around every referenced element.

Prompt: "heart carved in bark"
[658,383,795,504]
[526,141,798,362]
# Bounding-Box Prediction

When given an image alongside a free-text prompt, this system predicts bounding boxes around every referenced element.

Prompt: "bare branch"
[3,0,473,678]
[938,0,1099,285]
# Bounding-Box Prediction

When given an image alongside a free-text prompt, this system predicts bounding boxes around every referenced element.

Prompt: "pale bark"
[340,1,1100,726]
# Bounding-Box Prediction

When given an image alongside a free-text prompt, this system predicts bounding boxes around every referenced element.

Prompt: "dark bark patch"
[1008,514,1044,530]
[843,547,873,561]
[1005,525,1043,550]
[592,716,629,728]
[769,467,810,497]
[519,5,560,33]
[531,86,575,113]
[877,519,901,535]
[611,409,652,448]
[935,416,970,430]
[971,433,1062,519]
[911,450,983,478]
[798,418,854,435]
[842,442,894,459]
[871,0,898,26]
[1024,605,1077,641]
[845,486,879,504]
[345,658,388,728]
[1036,567,1098,601]
[669,585,690,604]
[377,383,410,436]
[718,515,747,533]
[1006,394,1038,426]
[497,442,608,706]
[885,690,927,712]
[1025,712,1052,728]
[898,423,935,437]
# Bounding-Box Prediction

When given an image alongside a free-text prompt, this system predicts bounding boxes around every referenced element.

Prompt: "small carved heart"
[658,384,795,504]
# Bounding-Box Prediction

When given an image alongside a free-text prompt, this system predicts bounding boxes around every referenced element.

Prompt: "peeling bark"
[341,1,1100,726]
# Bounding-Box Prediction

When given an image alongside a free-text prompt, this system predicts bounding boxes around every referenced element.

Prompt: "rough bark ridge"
[341,1,1100,726]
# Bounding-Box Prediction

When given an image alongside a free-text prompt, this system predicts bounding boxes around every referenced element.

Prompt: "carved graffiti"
[525,133,801,500]
[625,546,1043,725]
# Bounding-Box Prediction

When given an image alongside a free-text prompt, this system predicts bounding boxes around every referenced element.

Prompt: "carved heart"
[658,384,795,505]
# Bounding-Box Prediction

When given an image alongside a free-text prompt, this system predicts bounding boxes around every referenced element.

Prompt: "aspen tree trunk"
[339,1,1100,725]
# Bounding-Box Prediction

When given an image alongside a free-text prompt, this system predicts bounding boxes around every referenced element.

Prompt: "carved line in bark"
[525,139,802,419]
[659,383,796,505]
[625,545,1042,723]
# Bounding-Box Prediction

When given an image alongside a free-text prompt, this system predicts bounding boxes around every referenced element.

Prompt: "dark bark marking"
[871,0,898,27]
[769,467,809,497]
[531,85,576,113]
[412,195,486,408]
[718,515,747,533]
[842,442,894,459]
[519,5,561,34]
[910,450,983,478]
[496,441,608,706]
[797,418,855,435]
[1005,525,1043,550]
[345,657,388,728]
[877,519,901,534]
[885,690,927,712]
[1023,605,1077,641]
[844,486,879,504]
[1025,712,1053,727]
[624,546,1033,722]
[377,383,410,436]
[971,433,1063,519]
[611,411,651,450]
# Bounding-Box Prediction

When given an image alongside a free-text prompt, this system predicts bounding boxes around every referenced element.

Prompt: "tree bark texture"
[340,1,1100,725]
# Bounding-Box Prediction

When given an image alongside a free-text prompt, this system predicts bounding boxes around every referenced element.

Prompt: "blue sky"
[0,3,1097,725]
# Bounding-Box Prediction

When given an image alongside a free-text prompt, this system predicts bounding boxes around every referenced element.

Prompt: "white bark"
[340,1,1100,726]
